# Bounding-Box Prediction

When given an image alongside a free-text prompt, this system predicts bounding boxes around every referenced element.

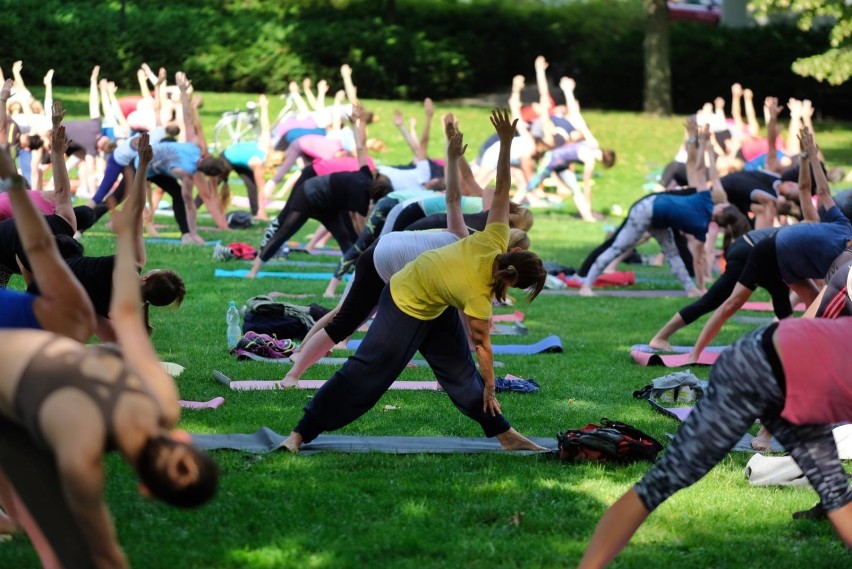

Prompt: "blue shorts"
[0,289,41,329]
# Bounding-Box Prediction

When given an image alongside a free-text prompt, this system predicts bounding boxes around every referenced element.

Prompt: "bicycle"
[211,96,296,153]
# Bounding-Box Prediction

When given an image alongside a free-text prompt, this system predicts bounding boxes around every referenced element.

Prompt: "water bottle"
[226,301,242,349]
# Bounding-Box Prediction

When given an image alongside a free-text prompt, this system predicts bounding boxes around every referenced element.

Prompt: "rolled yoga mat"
[0,420,97,568]
[191,428,558,454]
[344,334,563,354]
[664,431,785,453]
[180,397,226,410]
[491,310,525,322]
[214,268,351,280]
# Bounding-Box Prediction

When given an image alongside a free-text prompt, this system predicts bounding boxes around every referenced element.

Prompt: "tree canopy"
[751,0,852,85]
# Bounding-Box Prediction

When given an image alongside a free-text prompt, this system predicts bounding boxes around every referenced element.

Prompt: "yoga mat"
[215,268,350,281]
[286,242,343,256]
[742,301,806,313]
[732,315,774,325]
[145,238,220,246]
[631,349,720,367]
[0,420,97,568]
[559,271,636,288]
[631,344,727,354]
[214,370,441,392]
[232,353,435,367]
[540,289,686,298]
[344,335,563,354]
[242,259,337,269]
[180,397,225,410]
[665,432,785,453]
[191,429,558,454]
[492,310,525,322]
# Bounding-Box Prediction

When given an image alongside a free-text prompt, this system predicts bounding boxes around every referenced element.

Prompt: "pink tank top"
[312,156,375,176]
[777,317,852,425]
[0,191,56,221]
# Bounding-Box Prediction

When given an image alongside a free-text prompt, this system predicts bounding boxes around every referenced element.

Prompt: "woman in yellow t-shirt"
[282,108,547,452]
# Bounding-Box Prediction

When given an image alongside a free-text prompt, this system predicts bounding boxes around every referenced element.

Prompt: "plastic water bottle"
[226,301,241,349]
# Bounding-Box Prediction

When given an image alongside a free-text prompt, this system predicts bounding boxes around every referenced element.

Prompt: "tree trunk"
[643,0,672,115]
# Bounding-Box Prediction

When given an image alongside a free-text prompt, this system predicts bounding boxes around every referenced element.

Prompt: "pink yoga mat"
[492,310,525,322]
[630,349,720,367]
[180,397,225,409]
[742,301,806,312]
[227,379,440,391]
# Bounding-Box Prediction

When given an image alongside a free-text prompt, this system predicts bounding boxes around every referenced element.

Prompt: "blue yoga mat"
[345,334,563,355]
[215,268,350,280]
[145,238,220,246]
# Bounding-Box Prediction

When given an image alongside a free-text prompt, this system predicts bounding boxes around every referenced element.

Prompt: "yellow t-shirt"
[390,222,509,321]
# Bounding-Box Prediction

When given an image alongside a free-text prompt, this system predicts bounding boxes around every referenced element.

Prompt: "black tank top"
[15,341,155,451]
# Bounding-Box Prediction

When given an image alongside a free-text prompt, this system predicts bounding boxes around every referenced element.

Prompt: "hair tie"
[507,264,516,274]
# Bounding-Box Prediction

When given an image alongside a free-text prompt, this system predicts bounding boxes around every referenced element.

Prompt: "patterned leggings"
[636,326,852,512]
[582,195,694,290]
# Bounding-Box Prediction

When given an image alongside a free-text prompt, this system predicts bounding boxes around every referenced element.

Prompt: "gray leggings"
[583,196,694,290]
[636,326,852,513]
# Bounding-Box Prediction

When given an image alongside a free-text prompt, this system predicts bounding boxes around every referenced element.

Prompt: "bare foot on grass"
[497,428,547,451]
[578,286,595,297]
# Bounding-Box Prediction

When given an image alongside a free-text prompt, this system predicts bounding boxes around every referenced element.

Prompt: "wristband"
[687,136,698,146]
[800,152,809,160]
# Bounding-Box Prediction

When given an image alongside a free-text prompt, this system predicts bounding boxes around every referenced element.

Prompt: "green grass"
[3,90,852,568]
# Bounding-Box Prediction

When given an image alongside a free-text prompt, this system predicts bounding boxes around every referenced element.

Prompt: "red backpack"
[557,418,663,464]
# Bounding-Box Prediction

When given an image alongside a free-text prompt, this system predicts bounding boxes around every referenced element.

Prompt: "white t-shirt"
[373,230,460,283]
[377,159,432,192]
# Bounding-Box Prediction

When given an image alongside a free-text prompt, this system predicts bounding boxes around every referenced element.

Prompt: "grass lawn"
[2,88,852,568]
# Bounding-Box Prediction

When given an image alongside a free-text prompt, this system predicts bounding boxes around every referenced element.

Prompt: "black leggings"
[258,185,357,262]
[231,163,259,215]
[388,202,427,233]
[325,245,385,343]
[679,238,750,324]
[149,174,190,235]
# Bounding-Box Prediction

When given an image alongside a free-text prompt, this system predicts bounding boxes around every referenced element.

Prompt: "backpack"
[241,295,328,341]
[557,418,663,464]
[226,210,254,229]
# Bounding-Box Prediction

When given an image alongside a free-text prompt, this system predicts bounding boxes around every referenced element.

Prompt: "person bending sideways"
[0,179,217,569]
[579,314,852,568]
[281,108,547,452]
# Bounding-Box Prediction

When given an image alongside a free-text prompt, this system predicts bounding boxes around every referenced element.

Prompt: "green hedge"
[1,0,850,116]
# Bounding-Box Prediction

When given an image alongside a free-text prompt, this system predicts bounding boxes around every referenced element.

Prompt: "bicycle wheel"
[213,114,261,153]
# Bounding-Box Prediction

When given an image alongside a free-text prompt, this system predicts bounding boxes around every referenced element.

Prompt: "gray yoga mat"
[664,431,785,453]
[191,429,558,454]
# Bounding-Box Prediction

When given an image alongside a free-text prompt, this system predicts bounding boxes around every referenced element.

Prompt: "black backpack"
[241,296,331,341]
[557,418,663,464]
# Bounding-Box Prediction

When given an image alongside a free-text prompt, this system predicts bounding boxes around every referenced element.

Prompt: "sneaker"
[239,331,296,358]
[212,243,235,261]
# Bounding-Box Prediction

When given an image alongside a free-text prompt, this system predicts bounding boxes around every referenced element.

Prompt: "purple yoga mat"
[540,289,687,298]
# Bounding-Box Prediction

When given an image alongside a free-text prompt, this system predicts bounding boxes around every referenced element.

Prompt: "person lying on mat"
[686,127,852,364]
[245,103,392,278]
[281,108,547,452]
[579,314,852,568]
[577,120,729,297]
[26,133,186,342]
[281,116,531,385]
[0,180,217,567]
